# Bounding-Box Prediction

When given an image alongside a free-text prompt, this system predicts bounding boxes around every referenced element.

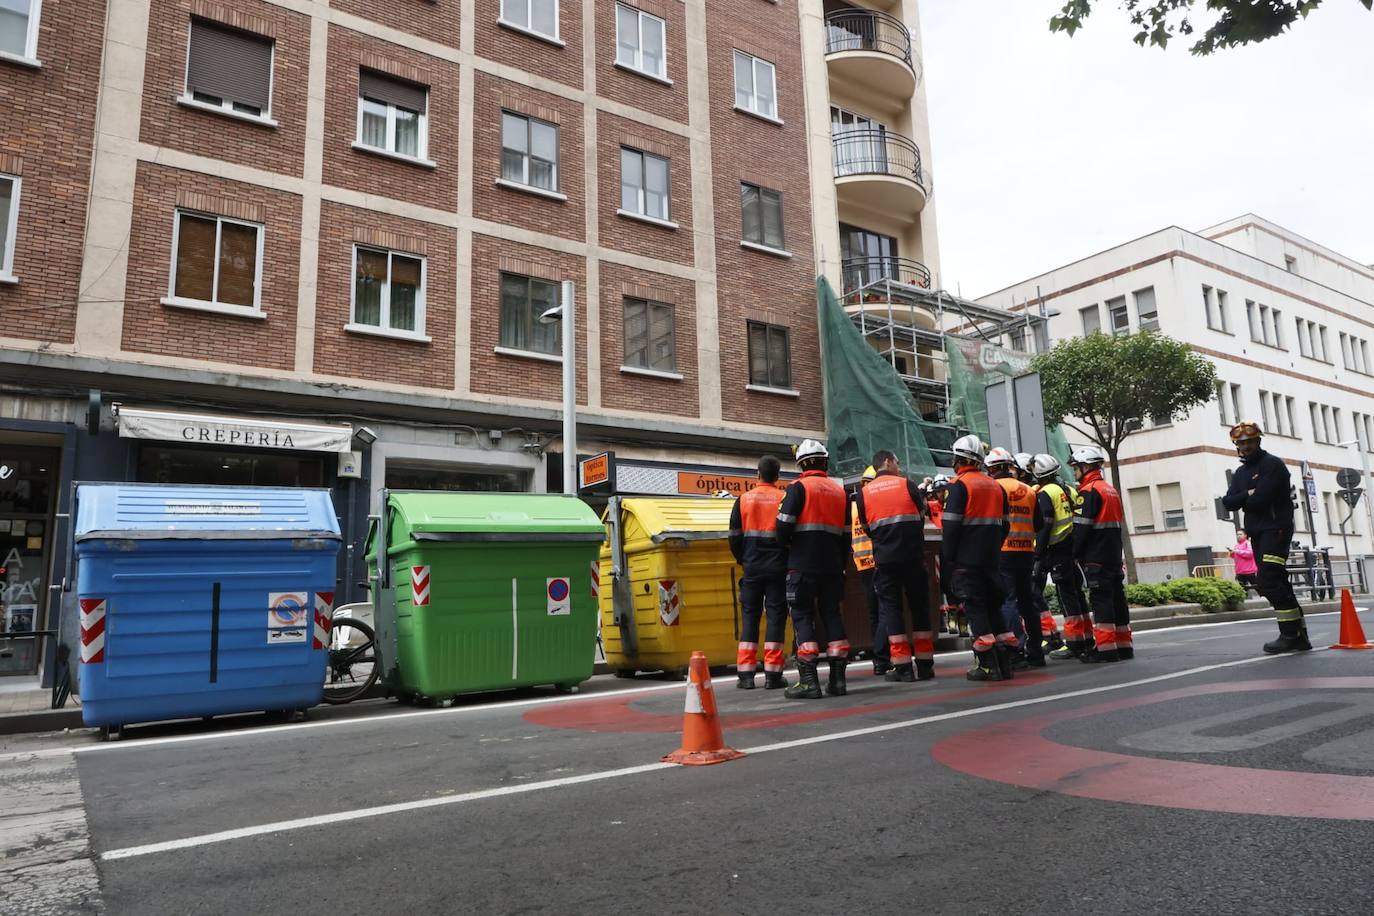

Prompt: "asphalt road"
[5,610,1374,915]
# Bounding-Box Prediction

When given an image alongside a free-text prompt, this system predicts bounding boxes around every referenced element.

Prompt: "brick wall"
[595,0,688,124]
[596,111,694,267]
[0,0,105,344]
[598,261,699,418]
[707,0,822,430]
[321,25,459,211]
[472,0,583,90]
[469,234,587,405]
[140,0,310,177]
[331,0,459,49]
[123,162,300,370]
[313,201,457,389]
[471,72,586,243]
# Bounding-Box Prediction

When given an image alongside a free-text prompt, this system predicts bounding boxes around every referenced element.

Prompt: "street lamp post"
[539,281,577,495]
[1337,438,1374,578]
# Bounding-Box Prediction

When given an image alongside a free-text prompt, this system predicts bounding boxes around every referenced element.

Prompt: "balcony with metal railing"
[831,128,927,216]
[823,8,921,99]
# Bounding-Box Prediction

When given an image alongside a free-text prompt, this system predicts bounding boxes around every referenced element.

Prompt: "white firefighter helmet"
[951,434,986,464]
[1069,445,1105,466]
[795,439,829,463]
[985,447,1015,469]
[1031,453,1060,480]
[1014,452,1034,473]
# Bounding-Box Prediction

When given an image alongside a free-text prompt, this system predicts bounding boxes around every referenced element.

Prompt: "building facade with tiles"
[0,0,940,669]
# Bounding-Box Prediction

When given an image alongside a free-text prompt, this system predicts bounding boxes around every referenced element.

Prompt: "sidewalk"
[1,595,1361,737]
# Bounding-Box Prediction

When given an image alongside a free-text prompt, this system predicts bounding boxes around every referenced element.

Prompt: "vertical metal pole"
[561,280,577,495]
[1360,445,1374,556]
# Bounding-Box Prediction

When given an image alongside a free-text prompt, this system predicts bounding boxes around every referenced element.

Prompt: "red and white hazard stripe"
[412,565,431,607]
[80,598,107,664]
[313,591,334,649]
[658,579,681,626]
[590,561,600,600]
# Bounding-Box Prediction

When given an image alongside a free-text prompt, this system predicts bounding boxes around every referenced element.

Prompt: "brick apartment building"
[0,0,939,671]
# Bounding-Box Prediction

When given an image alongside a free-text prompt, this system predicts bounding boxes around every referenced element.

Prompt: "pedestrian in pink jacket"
[1228,532,1258,592]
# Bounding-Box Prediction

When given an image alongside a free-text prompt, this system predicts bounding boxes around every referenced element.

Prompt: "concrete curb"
[3,596,1366,737]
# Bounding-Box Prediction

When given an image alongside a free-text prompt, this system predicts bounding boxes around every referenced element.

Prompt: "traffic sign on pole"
[1337,467,1362,490]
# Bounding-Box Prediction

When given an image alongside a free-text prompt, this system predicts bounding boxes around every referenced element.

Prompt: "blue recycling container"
[74,483,341,729]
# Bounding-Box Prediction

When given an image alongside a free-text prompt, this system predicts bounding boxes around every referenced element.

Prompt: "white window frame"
[733,49,778,121]
[163,209,265,317]
[355,91,430,164]
[1127,486,1155,533]
[499,0,561,44]
[615,3,667,82]
[618,146,672,225]
[0,0,42,66]
[1106,296,1129,335]
[347,245,429,342]
[1158,482,1186,531]
[1202,285,1217,330]
[0,174,18,281]
[1216,289,1230,333]
[499,110,560,195]
[1133,286,1158,331]
[180,21,277,125]
[1296,318,1309,357]
[1080,304,1101,336]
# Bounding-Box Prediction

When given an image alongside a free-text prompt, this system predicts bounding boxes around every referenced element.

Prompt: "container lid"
[75,484,342,540]
[387,491,603,541]
[618,497,735,543]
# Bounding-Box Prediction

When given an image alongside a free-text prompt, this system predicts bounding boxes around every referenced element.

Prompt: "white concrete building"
[980,215,1374,583]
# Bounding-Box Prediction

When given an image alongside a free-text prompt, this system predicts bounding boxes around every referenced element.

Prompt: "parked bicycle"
[322,603,379,704]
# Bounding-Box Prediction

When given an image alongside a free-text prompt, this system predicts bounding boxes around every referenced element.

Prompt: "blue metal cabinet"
[74,484,341,729]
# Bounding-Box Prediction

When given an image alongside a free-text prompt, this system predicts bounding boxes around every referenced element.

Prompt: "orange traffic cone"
[662,651,745,766]
[1330,589,1374,650]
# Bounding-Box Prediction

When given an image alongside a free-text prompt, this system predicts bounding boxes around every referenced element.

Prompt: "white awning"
[117,407,355,454]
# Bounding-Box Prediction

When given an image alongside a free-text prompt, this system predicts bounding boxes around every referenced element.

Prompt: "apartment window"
[733,50,777,120]
[1333,407,1344,442]
[1127,487,1155,533]
[1246,300,1259,341]
[620,147,670,222]
[1229,383,1242,426]
[501,111,558,192]
[1133,287,1158,331]
[1362,339,1372,374]
[1216,289,1230,332]
[357,71,428,161]
[740,183,784,251]
[623,297,675,373]
[1159,483,1186,530]
[499,273,560,356]
[1296,318,1310,357]
[1271,309,1284,348]
[0,0,39,60]
[1258,304,1273,345]
[1321,405,1334,443]
[1285,255,1298,274]
[500,0,559,41]
[1258,390,1271,433]
[615,3,665,80]
[1363,414,1374,453]
[0,175,16,279]
[168,210,262,311]
[747,321,791,390]
[1202,285,1216,329]
[184,20,274,119]
[1215,380,1228,425]
[1318,326,1330,361]
[1106,296,1129,335]
[1309,402,1322,444]
[1009,327,1028,353]
[1080,304,1101,336]
[1287,397,1299,439]
[840,224,898,288]
[351,247,425,336]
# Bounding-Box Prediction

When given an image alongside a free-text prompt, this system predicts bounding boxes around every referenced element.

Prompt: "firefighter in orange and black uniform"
[941,435,1012,681]
[775,439,850,699]
[856,450,934,682]
[850,466,886,675]
[1070,446,1132,662]
[728,455,791,690]
[987,447,1045,668]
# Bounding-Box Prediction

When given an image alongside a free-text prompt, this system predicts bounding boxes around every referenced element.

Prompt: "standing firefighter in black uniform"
[1220,421,1311,653]
[775,439,851,699]
[728,455,791,690]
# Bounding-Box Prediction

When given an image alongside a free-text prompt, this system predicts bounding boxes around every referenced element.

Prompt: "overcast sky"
[920,1,1374,297]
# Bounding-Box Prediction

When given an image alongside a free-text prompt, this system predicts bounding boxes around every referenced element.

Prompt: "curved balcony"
[832,129,927,217]
[824,9,920,99]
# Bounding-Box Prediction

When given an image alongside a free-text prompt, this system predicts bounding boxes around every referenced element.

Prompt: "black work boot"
[966,650,1003,682]
[995,645,1014,680]
[1025,650,1047,668]
[1264,620,1309,654]
[784,659,823,699]
[825,659,848,696]
[1009,647,1031,671]
[1050,641,1083,660]
[1295,625,1313,651]
[884,662,916,682]
[872,658,892,677]
[1116,645,1134,660]
[736,671,756,690]
[1080,648,1119,663]
[763,670,789,690]
[1043,632,1065,653]
[915,659,935,681]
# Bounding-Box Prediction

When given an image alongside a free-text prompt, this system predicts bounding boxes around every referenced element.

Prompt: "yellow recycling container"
[600,496,788,677]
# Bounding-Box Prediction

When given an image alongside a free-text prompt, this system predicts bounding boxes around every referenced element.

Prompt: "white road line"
[98,647,1321,862]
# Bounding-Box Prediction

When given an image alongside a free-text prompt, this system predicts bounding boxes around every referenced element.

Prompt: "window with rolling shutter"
[185,20,274,117]
[357,70,430,161]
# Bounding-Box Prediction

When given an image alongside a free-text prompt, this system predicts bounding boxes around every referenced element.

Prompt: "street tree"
[1031,331,1218,581]
[1049,0,1372,54]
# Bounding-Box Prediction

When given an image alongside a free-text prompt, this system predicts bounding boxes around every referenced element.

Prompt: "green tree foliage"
[1050,0,1371,55]
[1032,331,1217,580]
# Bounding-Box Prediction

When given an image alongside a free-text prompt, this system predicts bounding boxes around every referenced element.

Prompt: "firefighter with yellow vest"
[1032,454,1090,658]
[728,455,791,690]
[776,439,850,699]
[850,466,888,675]
[856,450,933,682]
[987,447,1046,668]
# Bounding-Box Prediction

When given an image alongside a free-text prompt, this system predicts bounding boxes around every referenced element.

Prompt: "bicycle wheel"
[322,617,379,705]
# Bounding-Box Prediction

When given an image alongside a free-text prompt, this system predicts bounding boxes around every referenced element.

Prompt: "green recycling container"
[370,491,604,701]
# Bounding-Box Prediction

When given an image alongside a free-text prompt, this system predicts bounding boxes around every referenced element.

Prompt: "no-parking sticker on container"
[267,592,308,644]
[547,577,571,616]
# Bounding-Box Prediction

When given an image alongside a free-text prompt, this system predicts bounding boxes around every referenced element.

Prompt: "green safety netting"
[818,276,938,479]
